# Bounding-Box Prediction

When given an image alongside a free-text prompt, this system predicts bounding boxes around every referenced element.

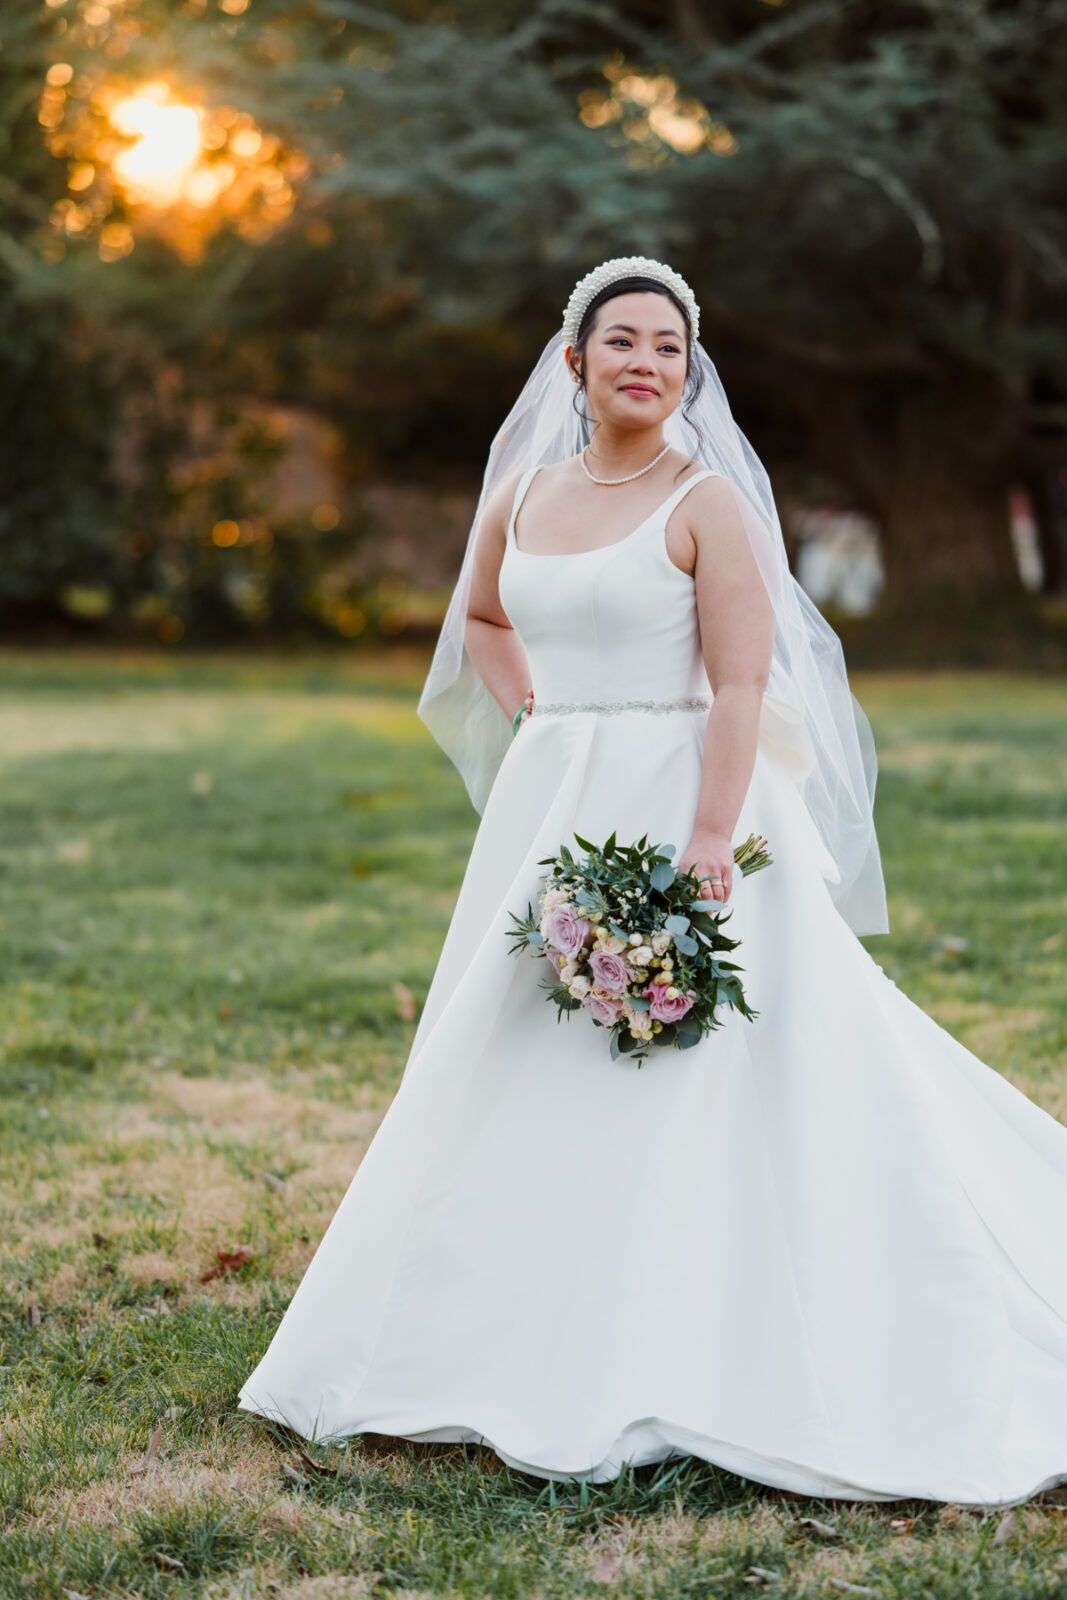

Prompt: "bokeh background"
[3,4,1067,1592]
[4,0,1067,659]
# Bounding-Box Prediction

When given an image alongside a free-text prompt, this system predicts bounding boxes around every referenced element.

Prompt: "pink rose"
[545,948,564,975]
[584,991,624,1026]
[544,904,592,961]
[643,982,697,1022]
[588,948,630,996]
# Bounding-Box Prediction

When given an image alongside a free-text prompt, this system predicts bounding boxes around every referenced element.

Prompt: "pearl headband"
[560,255,700,350]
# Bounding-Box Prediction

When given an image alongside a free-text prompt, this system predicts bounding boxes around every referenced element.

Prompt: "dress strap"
[650,468,723,528]
[507,464,543,546]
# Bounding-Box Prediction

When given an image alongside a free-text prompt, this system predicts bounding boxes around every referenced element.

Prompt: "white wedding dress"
[240,467,1067,1508]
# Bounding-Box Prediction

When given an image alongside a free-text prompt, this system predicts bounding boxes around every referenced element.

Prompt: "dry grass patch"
[154,1072,382,1147]
[0,690,421,764]
[4,1072,386,1307]
[27,1435,311,1537]
[266,1578,377,1600]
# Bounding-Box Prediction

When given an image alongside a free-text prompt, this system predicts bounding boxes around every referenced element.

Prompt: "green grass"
[1,651,1066,1599]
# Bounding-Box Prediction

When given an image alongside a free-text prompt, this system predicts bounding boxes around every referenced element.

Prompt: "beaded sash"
[530,695,712,717]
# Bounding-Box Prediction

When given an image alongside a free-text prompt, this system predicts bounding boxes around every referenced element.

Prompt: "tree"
[237,0,1067,610]
[6,0,1067,625]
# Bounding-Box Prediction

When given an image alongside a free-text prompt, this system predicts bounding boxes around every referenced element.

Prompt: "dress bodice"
[497,465,719,705]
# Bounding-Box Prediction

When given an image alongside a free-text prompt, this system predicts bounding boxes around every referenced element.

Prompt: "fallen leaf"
[261,1171,285,1194]
[827,1581,873,1596]
[798,1516,839,1538]
[993,1510,1020,1545]
[281,1462,309,1487]
[394,981,416,1022]
[154,1552,185,1572]
[129,1425,163,1477]
[294,1446,337,1478]
[744,1567,781,1585]
[91,1232,112,1250]
[591,1548,621,1582]
[889,1516,914,1534]
[26,1303,41,1327]
[200,1248,254,1283]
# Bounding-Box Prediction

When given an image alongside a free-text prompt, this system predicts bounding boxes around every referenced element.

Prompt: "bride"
[240,256,1067,1509]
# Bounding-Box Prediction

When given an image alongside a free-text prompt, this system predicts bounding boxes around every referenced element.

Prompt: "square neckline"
[507,462,719,559]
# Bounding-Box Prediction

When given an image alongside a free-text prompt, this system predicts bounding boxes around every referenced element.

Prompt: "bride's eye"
[608,338,680,353]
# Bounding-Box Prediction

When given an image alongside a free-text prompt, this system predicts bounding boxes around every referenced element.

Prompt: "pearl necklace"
[579,441,671,486]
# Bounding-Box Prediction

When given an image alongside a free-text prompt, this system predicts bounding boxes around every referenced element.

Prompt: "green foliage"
[5,0,1067,626]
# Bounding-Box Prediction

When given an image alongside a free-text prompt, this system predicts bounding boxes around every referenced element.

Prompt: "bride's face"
[570,292,688,429]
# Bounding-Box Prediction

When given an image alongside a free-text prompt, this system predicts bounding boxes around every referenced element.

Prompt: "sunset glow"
[111,84,203,202]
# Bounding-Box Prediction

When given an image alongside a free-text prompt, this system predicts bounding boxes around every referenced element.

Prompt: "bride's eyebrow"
[603,322,684,340]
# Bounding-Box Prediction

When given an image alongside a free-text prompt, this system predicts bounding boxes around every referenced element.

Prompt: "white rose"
[603,934,627,955]
[651,931,672,955]
[568,974,592,997]
[627,944,653,967]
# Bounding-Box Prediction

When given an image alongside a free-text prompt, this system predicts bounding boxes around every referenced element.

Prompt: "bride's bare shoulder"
[480,457,578,526]
[478,466,532,538]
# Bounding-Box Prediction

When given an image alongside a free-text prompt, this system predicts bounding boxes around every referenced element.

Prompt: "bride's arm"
[464,472,534,728]
[679,478,776,905]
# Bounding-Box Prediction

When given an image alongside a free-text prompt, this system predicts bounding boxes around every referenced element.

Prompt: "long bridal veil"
[416,329,889,938]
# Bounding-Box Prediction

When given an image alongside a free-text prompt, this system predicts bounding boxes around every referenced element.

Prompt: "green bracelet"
[512,705,526,736]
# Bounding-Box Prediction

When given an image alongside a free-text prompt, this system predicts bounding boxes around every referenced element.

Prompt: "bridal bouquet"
[506,830,773,1063]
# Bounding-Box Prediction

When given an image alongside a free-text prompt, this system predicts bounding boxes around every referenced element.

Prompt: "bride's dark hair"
[568,275,709,479]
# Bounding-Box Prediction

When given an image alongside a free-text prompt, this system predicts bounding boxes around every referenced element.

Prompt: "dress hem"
[235,1396,1067,1511]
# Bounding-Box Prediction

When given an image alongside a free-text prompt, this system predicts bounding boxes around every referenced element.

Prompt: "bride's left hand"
[678,830,734,905]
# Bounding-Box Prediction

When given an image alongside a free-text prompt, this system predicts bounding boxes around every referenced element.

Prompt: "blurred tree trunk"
[809,369,1021,610]
[1025,470,1067,597]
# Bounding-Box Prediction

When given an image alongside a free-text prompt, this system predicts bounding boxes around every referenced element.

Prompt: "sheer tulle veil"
[416,264,889,937]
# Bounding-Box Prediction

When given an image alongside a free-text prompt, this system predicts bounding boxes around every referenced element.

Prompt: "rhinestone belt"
[530,695,712,717]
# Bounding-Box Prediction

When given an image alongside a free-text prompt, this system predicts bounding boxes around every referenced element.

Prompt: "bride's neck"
[583,426,667,476]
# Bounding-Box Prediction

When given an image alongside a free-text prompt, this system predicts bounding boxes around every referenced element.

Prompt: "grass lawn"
[1,649,1065,1599]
